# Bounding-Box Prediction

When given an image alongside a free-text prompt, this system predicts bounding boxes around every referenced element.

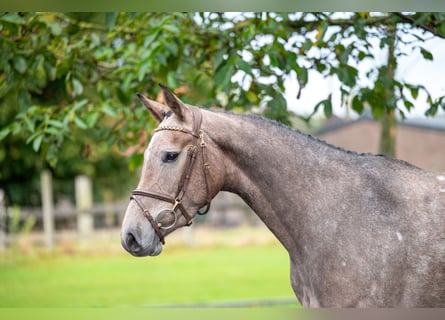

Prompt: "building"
[316,114,445,173]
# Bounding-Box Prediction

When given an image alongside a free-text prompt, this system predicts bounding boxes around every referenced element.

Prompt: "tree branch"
[391,12,445,40]
[283,12,445,41]
[284,13,392,32]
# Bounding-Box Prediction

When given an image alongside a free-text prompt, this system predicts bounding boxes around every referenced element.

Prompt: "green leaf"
[301,38,313,53]
[165,41,178,56]
[90,33,101,47]
[32,135,43,152]
[143,32,159,48]
[106,12,119,30]
[426,104,438,117]
[163,24,179,34]
[85,112,100,127]
[420,47,433,61]
[45,127,61,136]
[72,78,84,96]
[94,46,114,60]
[11,121,22,135]
[49,22,62,36]
[439,23,445,38]
[269,54,279,68]
[268,94,287,111]
[0,13,25,25]
[0,83,12,99]
[44,62,57,81]
[46,144,58,167]
[297,68,308,86]
[48,119,64,128]
[351,95,364,114]
[236,59,252,75]
[120,73,133,93]
[166,71,178,88]
[0,127,11,141]
[138,62,151,82]
[18,89,30,110]
[410,86,419,100]
[266,94,288,123]
[24,117,35,132]
[72,99,89,112]
[116,87,130,105]
[246,91,258,103]
[212,49,226,70]
[101,103,118,118]
[74,116,88,129]
[214,64,234,90]
[323,97,333,117]
[33,54,47,88]
[13,57,27,74]
[358,51,369,61]
[425,96,444,116]
[336,65,358,88]
[403,99,414,111]
[128,153,144,171]
[315,63,327,73]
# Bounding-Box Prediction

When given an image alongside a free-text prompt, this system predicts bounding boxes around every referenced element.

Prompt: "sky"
[284,35,445,120]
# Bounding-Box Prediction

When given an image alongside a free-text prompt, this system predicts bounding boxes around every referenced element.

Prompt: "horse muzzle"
[120,206,164,257]
[121,228,163,257]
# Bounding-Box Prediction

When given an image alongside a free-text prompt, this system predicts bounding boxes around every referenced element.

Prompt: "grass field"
[0,227,297,307]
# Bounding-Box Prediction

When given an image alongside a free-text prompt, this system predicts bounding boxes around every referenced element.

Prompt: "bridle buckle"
[171,199,181,212]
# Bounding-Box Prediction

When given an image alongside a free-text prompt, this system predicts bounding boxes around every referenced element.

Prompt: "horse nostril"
[124,232,142,253]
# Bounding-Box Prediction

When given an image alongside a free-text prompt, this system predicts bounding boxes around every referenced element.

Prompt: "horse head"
[121,85,222,256]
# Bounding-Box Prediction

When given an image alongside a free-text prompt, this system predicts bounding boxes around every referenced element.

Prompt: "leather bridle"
[130,106,212,245]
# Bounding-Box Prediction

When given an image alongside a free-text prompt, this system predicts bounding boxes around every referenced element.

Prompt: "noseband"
[130,106,212,244]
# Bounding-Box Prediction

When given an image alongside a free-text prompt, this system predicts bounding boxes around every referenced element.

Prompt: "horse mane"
[210,109,421,170]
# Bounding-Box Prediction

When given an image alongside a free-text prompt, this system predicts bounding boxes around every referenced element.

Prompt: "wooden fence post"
[103,189,114,228]
[40,170,55,250]
[0,189,6,250]
[75,175,93,239]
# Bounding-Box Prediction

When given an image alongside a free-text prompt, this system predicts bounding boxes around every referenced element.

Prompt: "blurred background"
[1,12,444,308]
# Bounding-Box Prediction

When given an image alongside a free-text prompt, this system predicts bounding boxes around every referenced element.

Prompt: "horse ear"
[136,93,165,122]
[159,83,185,121]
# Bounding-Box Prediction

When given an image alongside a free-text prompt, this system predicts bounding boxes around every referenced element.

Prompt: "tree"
[1,12,445,175]
[0,13,139,205]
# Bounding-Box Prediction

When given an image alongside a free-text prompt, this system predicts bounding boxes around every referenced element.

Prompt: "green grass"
[0,241,295,307]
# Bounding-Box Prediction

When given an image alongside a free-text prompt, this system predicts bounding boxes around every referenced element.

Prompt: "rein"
[130,106,211,244]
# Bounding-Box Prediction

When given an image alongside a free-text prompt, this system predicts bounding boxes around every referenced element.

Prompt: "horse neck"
[203,110,343,252]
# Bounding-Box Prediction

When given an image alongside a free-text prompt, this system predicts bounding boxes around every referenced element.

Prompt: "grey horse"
[121,86,445,307]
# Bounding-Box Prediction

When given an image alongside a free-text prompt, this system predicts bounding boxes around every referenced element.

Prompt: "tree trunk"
[379,26,397,157]
[379,109,397,156]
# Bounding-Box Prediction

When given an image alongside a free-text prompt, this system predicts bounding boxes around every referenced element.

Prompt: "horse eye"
[162,152,180,163]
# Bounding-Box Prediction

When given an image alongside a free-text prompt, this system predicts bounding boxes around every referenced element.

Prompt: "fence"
[0,171,258,250]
